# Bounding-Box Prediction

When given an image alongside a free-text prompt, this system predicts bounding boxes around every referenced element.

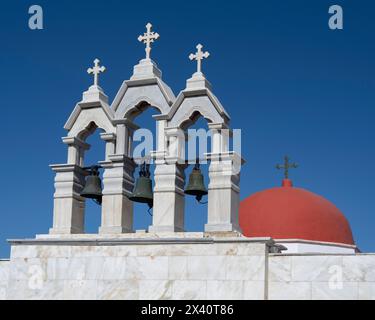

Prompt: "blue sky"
[0,0,374,257]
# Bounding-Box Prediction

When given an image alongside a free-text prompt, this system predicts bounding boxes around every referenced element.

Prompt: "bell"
[80,166,103,205]
[129,163,153,208]
[184,161,208,202]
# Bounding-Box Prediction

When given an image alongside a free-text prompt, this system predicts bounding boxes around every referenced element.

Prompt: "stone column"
[49,164,87,234]
[149,160,186,233]
[99,155,136,234]
[62,136,90,166]
[149,128,186,232]
[115,123,127,155]
[155,118,167,154]
[205,152,243,233]
[208,123,231,155]
[49,137,90,234]
[114,119,139,157]
[100,132,116,160]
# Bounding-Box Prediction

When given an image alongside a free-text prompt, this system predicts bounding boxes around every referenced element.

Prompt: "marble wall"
[268,254,375,300]
[0,260,9,300]
[4,239,268,300]
[1,239,375,300]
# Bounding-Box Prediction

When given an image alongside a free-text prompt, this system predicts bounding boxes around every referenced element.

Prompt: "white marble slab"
[343,255,375,282]
[172,280,206,300]
[187,256,226,280]
[268,256,292,282]
[0,261,9,300]
[225,256,265,281]
[358,282,375,300]
[168,256,188,280]
[139,280,173,300]
[63,280,97,300]
[96,280,139,300]
[243,281,265,300]
[312,281,358,300]
[206,280,243,300]
[291,256,343,281]
[126,256,168,280]
[268,281,312,300]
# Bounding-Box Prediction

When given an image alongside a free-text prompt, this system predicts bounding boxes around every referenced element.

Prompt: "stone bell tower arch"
[49,59,116,234]
[98,23,176,233]
[149,44,244,234]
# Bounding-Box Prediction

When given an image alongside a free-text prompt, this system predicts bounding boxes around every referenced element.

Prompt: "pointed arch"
[179,109,213,130]
[113,78,175,119]
[67,107,115,139]
[168,95,226,129]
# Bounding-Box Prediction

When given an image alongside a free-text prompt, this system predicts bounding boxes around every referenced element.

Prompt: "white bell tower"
[49,25,244,236]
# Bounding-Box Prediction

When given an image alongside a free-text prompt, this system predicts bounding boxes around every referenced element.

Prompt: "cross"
[138,23,160,60]
[276,156,298,179]
[189,44,210,74]
[87,58,106,87]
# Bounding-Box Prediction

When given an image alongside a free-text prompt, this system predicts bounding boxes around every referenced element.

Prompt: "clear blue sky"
[0,0,374,257]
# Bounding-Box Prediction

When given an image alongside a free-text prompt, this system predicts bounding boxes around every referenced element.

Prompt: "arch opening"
[181,115,212,232]
[128,104,161,231]
[76,122,106,233]
[124,101,164,121]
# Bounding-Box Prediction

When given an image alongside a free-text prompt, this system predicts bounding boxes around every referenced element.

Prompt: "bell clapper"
[196,196,208,205]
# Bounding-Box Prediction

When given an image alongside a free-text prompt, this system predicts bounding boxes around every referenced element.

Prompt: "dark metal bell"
[129,163,153,208]
[184,161,208,202]
[80,166,103,205]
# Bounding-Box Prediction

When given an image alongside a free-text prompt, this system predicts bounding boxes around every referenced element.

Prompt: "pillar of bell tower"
[99,155,137,234]
[149,128,186,232]
[49,164,87,234]
[98,118,138,234]
[204,123,242,233]
[49,136,90,234]
[205,152,243,233]
[50,58,116,235]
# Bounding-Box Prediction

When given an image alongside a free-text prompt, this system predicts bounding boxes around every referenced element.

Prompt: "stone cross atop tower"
[186,44,212,90]
[83,58,108,103]
[189,44,210,75]
[138,22,160,60]
[87,58,106,87]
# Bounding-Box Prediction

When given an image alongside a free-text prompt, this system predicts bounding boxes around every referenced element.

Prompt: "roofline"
[274,238,358,250]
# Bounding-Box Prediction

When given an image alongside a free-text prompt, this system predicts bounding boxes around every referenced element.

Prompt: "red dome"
[239,179,355,245]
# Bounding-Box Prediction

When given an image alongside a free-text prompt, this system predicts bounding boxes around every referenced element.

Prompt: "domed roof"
[239,179,355,245]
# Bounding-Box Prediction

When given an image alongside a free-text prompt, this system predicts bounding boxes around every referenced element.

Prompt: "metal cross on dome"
[276,156,298,179]
[189,44,210,74]
[138,23,160,60]
[87,58,106,87]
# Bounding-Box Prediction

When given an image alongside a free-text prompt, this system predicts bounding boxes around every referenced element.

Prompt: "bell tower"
[49,57,116,234]
[48,25,243,236]
[152,43,244,234]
